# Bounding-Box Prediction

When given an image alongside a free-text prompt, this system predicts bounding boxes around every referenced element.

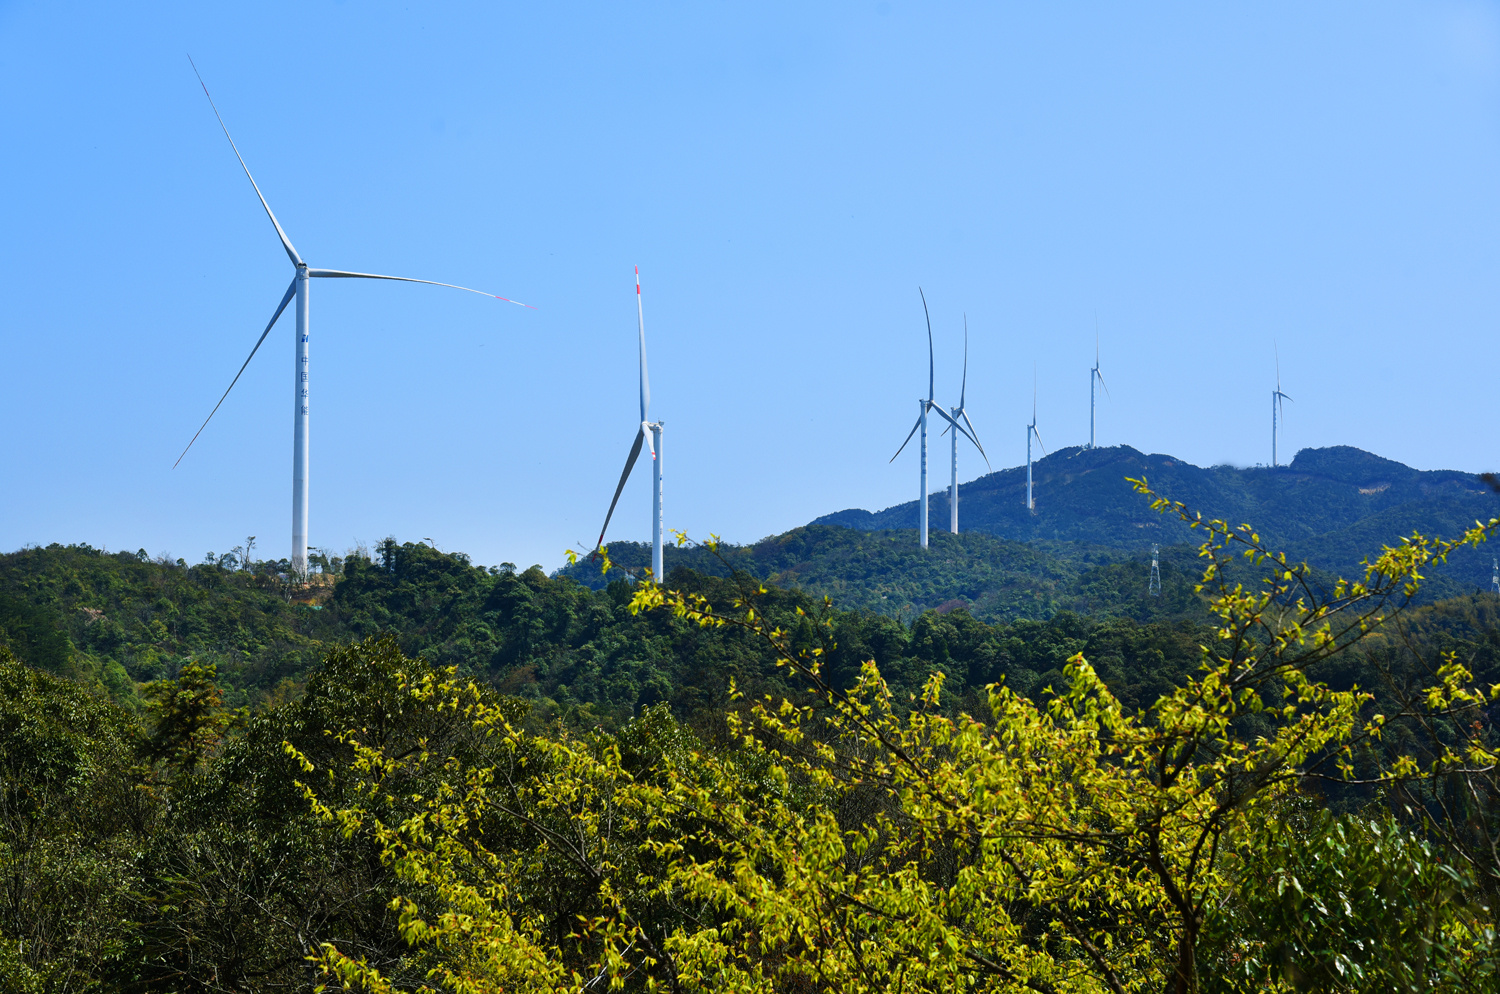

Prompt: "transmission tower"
[1148,544,1162,597]
[1491,556,1499,597]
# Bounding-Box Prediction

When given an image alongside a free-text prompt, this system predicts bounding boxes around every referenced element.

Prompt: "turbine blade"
[927,402,979,449]
[595,428,646,550]
[960,314,969,410]
[637,266,649,423]
[173,277,297,468]
[890,414,922,462]
[960,409,990,468]
[642,421,656,459]
[308,269,534,307]
[1033,424,1047,455]
[188,56,303,268]
[919,287,934,403]
[1096,368,1111,399]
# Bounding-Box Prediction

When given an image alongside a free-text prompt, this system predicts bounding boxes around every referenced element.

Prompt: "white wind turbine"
[595,267,664,579]
[174,60,532,576]
[942,315,989,533]
[1272,345,1293,468]
[891,289,978,548]
[1026,371,1046,512]
[1089,331,1110,449]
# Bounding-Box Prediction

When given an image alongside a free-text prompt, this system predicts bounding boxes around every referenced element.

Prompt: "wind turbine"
[891,289,978,548]
[174,60,531,577]
[595,267,664,579]
[1026,371,1046,512]
[942,315,989,533]
[1089,330,1110,449]
[1272,345,1293,468]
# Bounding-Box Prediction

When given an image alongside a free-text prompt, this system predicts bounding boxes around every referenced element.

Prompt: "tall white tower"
[651,422,664,578]
[918,400,930,548]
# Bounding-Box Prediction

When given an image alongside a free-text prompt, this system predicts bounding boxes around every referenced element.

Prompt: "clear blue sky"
[2,1,1496,571]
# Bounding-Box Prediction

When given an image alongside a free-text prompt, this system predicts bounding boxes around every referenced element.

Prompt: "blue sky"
[2,1,1497,571]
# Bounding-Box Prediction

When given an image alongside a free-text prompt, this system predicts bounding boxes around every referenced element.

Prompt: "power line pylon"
[1149,544,1162,597]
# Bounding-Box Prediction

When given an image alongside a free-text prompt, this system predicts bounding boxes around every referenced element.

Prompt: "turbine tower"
[1491,556,1498,597]
[1148,543,1162,597]
[891,289,977,548]
[175,60,531,577]
[945,315,990,533]
[596,267,664,579]
[1272,346,1293,468]
[1089,332,1109,449]
[1025,371,1046,513]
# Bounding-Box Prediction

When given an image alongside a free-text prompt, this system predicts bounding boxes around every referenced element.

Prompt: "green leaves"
[142,659,231,774]
[1202,806,1490,993]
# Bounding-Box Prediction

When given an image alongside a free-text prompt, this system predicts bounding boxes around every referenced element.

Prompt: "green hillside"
[4,444,1494,711]
[0,537,1227,722]
[556,527,1208,624]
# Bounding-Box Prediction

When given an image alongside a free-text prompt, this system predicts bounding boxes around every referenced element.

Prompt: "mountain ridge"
[811,444,1495,574]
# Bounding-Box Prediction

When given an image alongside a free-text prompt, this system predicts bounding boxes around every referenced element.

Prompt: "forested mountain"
[3,444,1495,714]
[814,444,1499,587]
[556,528,1208,623]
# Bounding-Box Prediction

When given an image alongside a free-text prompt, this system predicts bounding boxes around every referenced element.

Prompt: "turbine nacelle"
[892,400,979,462]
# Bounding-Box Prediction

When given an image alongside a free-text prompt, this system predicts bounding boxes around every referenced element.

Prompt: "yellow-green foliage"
[291,490,1500,993]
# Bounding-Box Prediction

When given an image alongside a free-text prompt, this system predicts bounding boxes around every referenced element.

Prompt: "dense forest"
[0,533,1211,721]
[4,475,1500,991]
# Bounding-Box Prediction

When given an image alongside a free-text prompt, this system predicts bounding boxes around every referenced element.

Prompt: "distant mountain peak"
[808,445,1493,587]
[1286,445,1418,482]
